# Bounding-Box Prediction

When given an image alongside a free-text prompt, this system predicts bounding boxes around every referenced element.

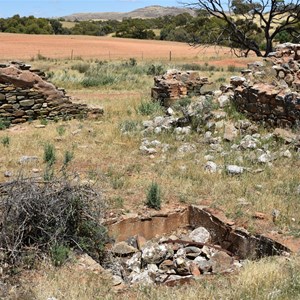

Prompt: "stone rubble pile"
[151,70,211,107]
[136,89,299,175]
[107,226,242,286]
[0,61,103,125]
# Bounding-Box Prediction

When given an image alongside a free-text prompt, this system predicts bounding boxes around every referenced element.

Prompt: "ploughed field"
[0,32,243,63]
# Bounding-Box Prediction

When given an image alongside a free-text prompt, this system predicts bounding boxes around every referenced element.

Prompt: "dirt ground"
[0,32,248,64]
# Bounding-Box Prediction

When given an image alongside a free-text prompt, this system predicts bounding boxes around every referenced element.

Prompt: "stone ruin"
[102,205,290,286]
[151,70,211,107]
[0,61,103,125]
[232,43,300,127]
[151,43,300,128]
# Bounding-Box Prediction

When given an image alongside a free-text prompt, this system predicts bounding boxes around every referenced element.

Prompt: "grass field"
[0,34,300,299]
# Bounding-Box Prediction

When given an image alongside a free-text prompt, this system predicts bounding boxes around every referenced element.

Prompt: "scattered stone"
[142,242,173,264]
[4,171,12,177]
[253,212,267,220]
[126,252,142,273]
[204,161,218,173]
[164,275,194,286]
[112,241,138,255]
[218,95,230,108]
[194,256,212,273]
[177,143,196,154]
[189,227,211,243]
[174,257,190,275]
[204,154,214,161]
[273,128,297,143]
[258,152,272,163]
[226,165,244,175]
[19,155,38,164]
[112,275,124,286]
[210,251,234,273]
[223,122,238,142]
[166,107,174,116]
[281,149,292,158]
[140,145,157,155]
[130,270,154,285]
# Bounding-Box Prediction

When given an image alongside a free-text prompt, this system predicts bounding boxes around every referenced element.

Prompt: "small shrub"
[137,100,162,116]
[63,150,74,167]
[217,77,226,83]
[40,118,48,126]
[51,244,70,266]
[56,125,66,136]
[128,57,137,67]
[147,64,165,75]
[146,182,161,210]
[119,120,140,133]
[71,62,90,73]
[81,74,115,87]
[1,136,10,147]
[44,143,56,166]
[0,118,11,130]
[36,53,48,60]
[227,65,243,73]
[172,97,192,110]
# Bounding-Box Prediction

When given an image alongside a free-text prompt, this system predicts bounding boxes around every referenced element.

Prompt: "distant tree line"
[0,12,299,51]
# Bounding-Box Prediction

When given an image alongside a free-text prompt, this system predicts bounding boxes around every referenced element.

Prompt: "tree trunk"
[264,38,273,57]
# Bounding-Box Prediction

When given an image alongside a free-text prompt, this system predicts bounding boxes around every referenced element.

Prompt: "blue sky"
[0,0,183,18]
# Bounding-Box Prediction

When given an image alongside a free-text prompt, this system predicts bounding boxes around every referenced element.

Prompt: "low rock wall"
[0,62,103,125]
[232,43,300,127]
[151,70,211,107]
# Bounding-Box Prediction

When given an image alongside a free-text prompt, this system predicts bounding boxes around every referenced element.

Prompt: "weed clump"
[137,100,162,116]
[146,182,161,210]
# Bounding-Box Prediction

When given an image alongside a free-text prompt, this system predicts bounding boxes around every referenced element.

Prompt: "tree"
[187,0,300,57]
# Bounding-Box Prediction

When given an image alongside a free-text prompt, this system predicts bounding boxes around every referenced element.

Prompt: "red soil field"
[0,32,238,62]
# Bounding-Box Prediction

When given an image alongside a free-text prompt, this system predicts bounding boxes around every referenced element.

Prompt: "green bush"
[1,136,10,147]
[82,74,116,87]
[137,100,162,116]
[71,62,90,73]
[146,64,165,75]
[51,244,70,266]
[146,182,161,210]
[56,125,66,136]
[0,118,11,130]
[119,120,140,133]
[44,143,56,166]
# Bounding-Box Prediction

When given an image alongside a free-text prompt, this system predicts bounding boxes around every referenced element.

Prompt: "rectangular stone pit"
[107,205,290,260]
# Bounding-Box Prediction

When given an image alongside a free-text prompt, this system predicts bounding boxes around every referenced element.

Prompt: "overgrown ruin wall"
[0,61,102,125]
[232,43,300,127]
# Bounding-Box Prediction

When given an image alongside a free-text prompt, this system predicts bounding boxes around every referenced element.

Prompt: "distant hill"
[63,5,197,21]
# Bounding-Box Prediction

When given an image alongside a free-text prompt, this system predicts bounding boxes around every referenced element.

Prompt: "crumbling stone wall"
[232,43,300,127]
[151,70,211,107]
[0,62,102,125]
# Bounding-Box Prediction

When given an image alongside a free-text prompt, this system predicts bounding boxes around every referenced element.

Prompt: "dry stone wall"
[151,70,211,107]
[232,43,300,127]
[0,61,103,125]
